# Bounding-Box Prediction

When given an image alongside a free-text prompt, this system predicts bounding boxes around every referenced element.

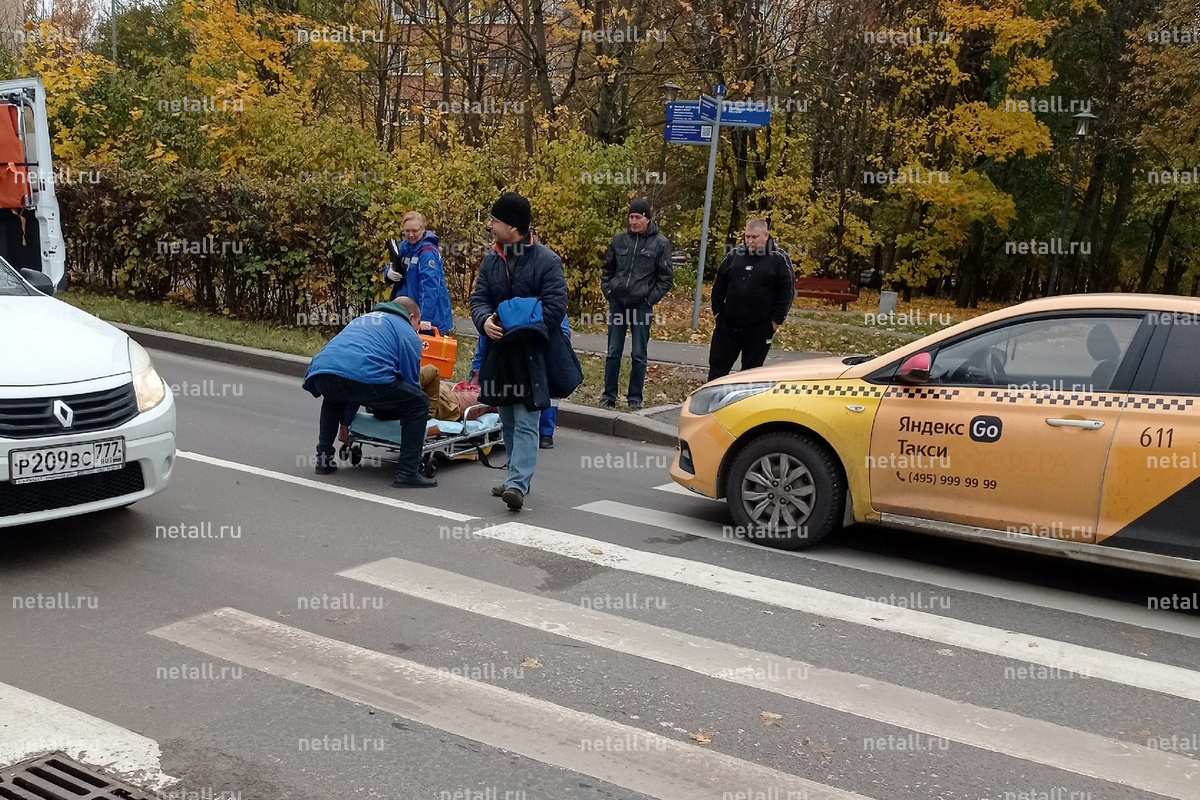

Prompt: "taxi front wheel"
[725,432,845,551]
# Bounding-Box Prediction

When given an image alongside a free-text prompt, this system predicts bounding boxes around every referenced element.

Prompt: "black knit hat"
[491,192,532,234]
[629,198,651,218]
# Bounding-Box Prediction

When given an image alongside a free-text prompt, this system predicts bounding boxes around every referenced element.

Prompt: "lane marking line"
[465,521,1200,703]
[178,451,475,522]
[593,497,1200,640]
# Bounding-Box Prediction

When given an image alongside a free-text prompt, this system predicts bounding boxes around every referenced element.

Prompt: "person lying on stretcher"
[336,361,492,443]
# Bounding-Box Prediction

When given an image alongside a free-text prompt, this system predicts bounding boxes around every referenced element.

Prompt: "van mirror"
[19,267,54,295]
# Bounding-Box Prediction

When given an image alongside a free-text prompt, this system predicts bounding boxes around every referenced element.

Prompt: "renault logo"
[52,399,74,429]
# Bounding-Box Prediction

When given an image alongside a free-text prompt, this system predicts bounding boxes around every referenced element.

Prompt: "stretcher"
[339,405,505,478]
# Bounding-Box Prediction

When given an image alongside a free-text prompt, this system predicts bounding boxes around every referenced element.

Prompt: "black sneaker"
[393,472,437,488]
[315,454,338,475]
[502,487,524,511]
[492,484,505,497]
[600,398,616,409]
[628,401,642,412]
[539,435,554,449]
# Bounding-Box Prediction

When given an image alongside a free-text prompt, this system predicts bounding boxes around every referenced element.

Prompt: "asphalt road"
[2,350,1199,800]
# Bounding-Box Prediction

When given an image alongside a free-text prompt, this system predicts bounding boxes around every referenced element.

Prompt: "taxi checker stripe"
[978,391,1194,412]
[884,387,959,400]
[459,522,1200,704]
[773,384,884,397]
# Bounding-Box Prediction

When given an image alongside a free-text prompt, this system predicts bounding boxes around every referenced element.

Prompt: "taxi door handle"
[1045,418,1105,430]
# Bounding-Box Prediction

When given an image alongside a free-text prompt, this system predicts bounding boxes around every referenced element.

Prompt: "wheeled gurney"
[338,406,505,478]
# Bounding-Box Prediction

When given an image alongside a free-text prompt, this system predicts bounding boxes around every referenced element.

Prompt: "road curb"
[117,323,680,447]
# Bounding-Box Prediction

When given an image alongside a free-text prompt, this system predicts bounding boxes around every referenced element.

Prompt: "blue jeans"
[499,403,541,494]
[603,300,652,405]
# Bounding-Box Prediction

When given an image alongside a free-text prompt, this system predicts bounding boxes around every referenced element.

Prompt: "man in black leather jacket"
[599,198,674,410]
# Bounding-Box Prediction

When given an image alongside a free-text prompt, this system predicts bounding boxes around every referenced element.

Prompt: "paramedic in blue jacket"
[384,211,454,336]
[470,317,570,449]
[470,192,580,511]
[302,297,435,488]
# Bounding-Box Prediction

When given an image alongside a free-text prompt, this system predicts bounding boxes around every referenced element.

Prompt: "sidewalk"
[451,319,831,370]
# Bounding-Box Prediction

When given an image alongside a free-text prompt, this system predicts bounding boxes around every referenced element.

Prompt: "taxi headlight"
[129,340,167,412]
[688,382,777,415]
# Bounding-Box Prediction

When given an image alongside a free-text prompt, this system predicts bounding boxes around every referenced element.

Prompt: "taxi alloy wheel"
[726,432,845,551]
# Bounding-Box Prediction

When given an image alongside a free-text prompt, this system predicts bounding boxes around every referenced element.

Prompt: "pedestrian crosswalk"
[12,481,1200,800]
[138,494,1200,800]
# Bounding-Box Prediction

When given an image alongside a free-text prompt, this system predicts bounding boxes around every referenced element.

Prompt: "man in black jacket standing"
[600,198,673,411]
[708,218,795,381]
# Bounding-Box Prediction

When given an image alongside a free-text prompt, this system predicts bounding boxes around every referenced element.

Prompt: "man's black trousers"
[708,316,775,382]
[313,374,428,477]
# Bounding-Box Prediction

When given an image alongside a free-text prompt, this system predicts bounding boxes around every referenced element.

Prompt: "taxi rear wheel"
[725,432,845,551]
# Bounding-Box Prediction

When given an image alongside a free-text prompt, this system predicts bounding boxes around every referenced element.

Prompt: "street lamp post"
[1048,110,1097,296]
[657,82,680,181]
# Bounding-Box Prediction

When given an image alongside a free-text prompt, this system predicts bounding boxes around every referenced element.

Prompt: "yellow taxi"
[671,294,1200,579]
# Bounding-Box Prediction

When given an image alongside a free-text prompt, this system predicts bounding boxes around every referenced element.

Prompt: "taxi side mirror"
[896,352,932,385]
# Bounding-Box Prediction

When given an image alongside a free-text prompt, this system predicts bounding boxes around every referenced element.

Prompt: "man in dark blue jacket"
[470,192,578,510]
[302,297,435,487]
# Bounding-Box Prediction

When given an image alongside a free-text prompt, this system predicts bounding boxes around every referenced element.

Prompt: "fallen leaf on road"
[521,656,541,668]
[689,730,714,745]
[587,548,604,555]
[760,711,783,726]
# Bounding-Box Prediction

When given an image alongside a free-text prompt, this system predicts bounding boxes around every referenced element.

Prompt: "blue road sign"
[715,83,726,95]
[666,101,702,123]
[697,94,771,128]
[665,122,713,145]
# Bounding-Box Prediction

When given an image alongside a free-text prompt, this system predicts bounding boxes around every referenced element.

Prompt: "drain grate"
[0,752,155,800]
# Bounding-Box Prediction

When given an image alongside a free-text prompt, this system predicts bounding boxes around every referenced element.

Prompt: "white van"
[0,79,174,527]
[0,261,176,526]
[0,77,66,289]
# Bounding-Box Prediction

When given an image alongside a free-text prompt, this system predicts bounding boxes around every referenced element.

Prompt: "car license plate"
[8,438,125,485]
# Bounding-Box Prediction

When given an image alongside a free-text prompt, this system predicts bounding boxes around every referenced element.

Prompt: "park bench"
[795,276,858,310]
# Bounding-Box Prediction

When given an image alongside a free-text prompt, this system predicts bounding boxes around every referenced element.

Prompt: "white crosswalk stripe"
[591,493,1200,640]
[464,521,1200,703]
[340,555,1200,800]
[150,608,876,800]
[0,682,174,790]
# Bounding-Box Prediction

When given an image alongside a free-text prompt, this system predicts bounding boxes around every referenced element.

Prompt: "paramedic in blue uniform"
[302,296,436,488]
[384,211,454,336]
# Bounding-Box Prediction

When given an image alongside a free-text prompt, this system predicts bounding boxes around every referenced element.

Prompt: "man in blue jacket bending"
[302,296,435,488]
[384,211,454,336]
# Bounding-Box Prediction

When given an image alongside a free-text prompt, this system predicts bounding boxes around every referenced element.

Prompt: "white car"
[0,261,175,527]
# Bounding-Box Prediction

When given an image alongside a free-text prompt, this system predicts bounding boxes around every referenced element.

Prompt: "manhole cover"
[0,752,155,799]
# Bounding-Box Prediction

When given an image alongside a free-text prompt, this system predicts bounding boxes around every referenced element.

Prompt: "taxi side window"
[926,316,1140,390]
[1150,320,1200,395]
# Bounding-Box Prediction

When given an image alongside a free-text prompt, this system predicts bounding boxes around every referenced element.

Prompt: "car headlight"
[129,340,166,412]
[688,381,777,415]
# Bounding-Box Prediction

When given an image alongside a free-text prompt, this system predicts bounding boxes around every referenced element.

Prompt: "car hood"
[705,356,855,385]
[0,295,131,387]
